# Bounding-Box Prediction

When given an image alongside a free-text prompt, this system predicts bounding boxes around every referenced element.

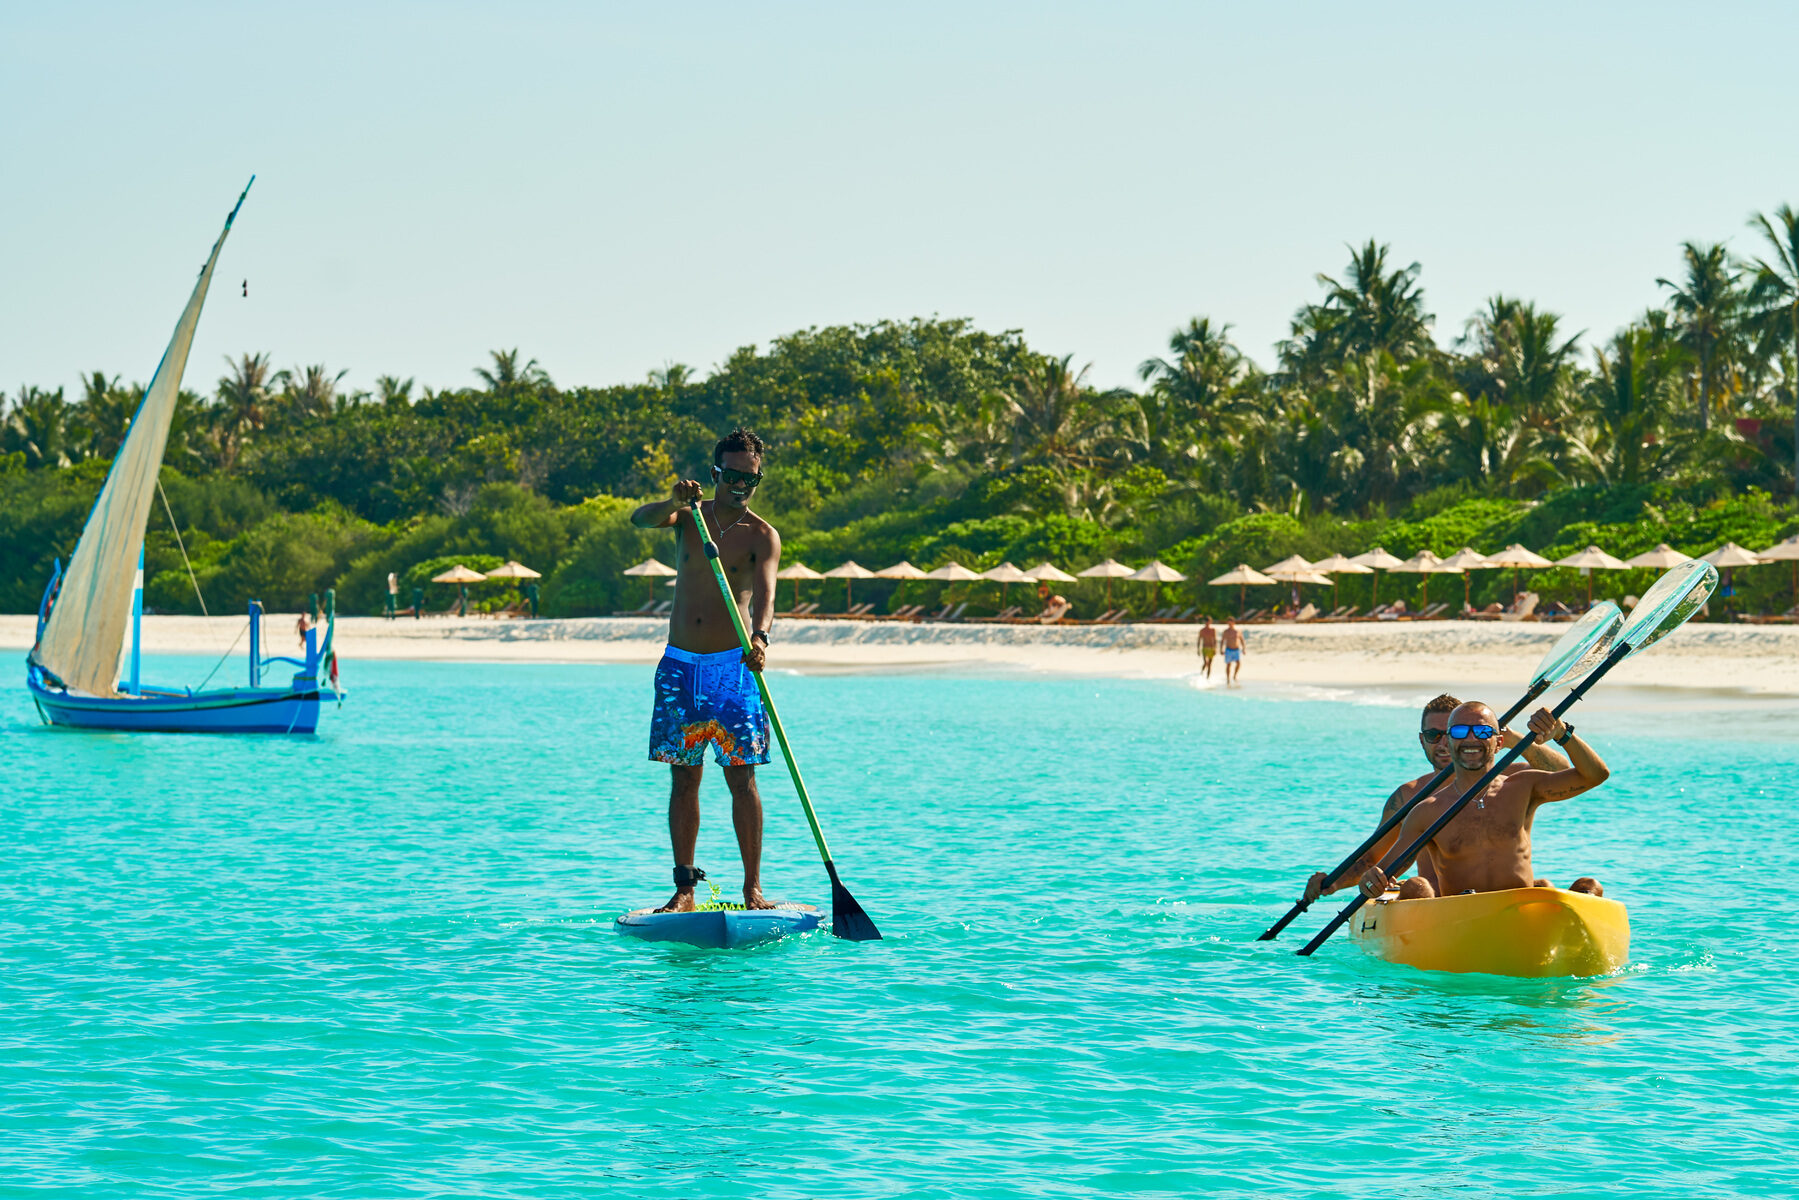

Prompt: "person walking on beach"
[1198,617,1217,678]
[630,429,781,913]
[385,572,398,620]
[1221,620,1246,686]
[1301,693,1570,903]
[1359,701,1610,900]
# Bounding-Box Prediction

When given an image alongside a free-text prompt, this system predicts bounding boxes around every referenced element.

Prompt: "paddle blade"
[1619,559,1718,655]
[827,860,882,941]
[1533,601,1622,693]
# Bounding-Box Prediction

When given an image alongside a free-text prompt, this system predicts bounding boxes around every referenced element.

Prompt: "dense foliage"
[6,208,1799,621]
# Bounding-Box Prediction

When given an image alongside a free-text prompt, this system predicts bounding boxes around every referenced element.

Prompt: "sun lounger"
[1499,592,1540,622]
[612,598,658,616]
[1037,598,1073,624]
[1416,602,1449,620]
[971,605,1024,623]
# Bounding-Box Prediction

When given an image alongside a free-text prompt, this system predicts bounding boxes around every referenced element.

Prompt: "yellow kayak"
[1350,887,1630,978]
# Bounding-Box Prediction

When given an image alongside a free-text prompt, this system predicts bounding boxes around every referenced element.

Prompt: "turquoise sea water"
[4,656,1797,1198]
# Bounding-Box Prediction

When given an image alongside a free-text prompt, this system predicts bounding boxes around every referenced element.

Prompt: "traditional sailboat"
[25,179,342,734]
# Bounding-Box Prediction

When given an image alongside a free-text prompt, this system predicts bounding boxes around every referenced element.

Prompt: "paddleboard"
[614,903,821,949]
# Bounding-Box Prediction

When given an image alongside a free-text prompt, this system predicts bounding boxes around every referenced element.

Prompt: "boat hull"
[27,675,323,734]
[1351,887,1629,978]
[615,904,821,949]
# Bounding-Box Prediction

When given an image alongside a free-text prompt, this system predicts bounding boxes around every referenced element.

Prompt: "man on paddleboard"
[1357,701,1609,900]
[631,429,781,912]
[1303,693,1569,903]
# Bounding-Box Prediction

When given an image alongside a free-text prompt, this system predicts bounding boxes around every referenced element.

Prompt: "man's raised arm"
[1523,708,1610,805]
[632,479,703,529]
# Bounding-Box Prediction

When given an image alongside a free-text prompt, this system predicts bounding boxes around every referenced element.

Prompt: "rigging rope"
[191,619,247,693]
[157,479,208,617]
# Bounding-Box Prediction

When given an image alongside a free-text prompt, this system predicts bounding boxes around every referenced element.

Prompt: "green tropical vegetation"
[6,208,1799,621]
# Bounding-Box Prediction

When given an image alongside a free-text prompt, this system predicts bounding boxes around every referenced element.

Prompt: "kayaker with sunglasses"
[1302,693,1569,903]
[1357,701,1610,901]
[630,428,782,913]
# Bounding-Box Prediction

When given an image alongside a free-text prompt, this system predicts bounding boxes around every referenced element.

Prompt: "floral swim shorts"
[648,645,772,767]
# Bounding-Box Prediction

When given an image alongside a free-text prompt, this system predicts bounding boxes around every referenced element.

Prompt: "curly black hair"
[713,428,766,467]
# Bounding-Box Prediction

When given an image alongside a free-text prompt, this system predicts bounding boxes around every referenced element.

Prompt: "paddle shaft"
[1296,638,1632,957]
[1256,680,1549,941]
[685,503,835,865]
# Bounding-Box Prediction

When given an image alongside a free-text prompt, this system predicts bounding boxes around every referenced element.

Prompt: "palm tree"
[74,370,138,459]
[215,352,273,471]
[1305,240,1434,365]
[1658,241,1741,432]
[1573,322,1684,485]
[1746,205,1799,495]
[477,349,550,391]
[375,375,415,407]
[4,385,73,468]
[1455,296,1582,482]
[1135,317,1250,470]
[1000,355,1130,495]
[278,364,347,420]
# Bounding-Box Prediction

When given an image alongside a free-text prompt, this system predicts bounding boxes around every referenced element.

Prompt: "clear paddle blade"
[1619,559,1719,655]
[1533,601,1623,692]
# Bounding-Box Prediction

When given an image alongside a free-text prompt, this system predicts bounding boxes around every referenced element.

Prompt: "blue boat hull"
[614,905,821,949]
[27,673,324,734]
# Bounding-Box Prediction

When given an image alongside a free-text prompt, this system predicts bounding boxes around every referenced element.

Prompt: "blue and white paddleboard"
[614,903,821,949]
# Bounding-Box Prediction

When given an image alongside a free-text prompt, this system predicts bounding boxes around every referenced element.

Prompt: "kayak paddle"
[686,501,882,941]
[1257,601,1623,941]
[1296,559,1718,958]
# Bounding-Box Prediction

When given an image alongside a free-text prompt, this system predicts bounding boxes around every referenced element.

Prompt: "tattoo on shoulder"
[1381,784,1410,817]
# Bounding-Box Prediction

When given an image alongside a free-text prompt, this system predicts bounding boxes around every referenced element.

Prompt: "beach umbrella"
[925,560,983,581]
[1350,546,1406,607]
[1128,559,1188,612]
[981,561,1034,607]
[1310,552,1372,610]
[1756,535,1799,603]
[1624,543,1692,569]
[823,560,876,608]
[1484,543,1555,609]
[624,556,678,603]
[776,561,825,607]
[1554,545,1629,608]
[1438,547,1493,609]
[1262,555,1323,609]
[874,561,927,579]
[486,560,541,580]
[1700,542,1764,568]
[1078,557,1136,607]
[1023,561,1077,583]
[431,563,486,617]
[1390,549,1456,609]
[1208,562,1278,617]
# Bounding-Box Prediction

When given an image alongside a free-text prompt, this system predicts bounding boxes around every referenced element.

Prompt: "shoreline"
[5,613,1798,698]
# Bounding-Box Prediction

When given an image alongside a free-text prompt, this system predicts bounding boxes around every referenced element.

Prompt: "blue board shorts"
[1224,647,1242,663]
[649,645,772,768]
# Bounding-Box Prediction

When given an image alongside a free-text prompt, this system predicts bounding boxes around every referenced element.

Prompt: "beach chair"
[924,603,953,620]
[612,598,657,617]
[945,602,970,621]
[1037,597,1073,624]
[651,600,674,617]
[1499,592,1540,622]
[881,604,922,621]
[1417,602,1449,620]
[971,605,1024,623]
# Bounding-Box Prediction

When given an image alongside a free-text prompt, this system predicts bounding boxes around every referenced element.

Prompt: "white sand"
[6,612,1798,697]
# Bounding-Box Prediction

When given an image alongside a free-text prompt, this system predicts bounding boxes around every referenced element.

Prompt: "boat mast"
[130,547,144,695]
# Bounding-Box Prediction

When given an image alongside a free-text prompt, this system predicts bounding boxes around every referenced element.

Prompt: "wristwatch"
[1554,722,1575,746]
[751,629,770,647]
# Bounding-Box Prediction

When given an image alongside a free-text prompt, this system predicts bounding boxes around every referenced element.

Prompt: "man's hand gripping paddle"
[1296,559,1719,958]
[686,502,882,941]
[1257,600,1624,942]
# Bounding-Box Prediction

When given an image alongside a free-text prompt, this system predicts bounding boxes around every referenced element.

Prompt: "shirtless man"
[1359,701,1609,900]
[1302,693,1569,903]
[630,429,781,912]
[1221,620,1246,686]
[1198,616,1218,679]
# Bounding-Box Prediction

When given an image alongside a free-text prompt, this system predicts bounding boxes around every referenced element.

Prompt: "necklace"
[707,504,749,537]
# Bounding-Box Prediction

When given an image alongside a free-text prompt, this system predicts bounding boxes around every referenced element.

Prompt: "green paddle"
[1296,559,1718,958]
[686,501,882,941]
[1257,599,1623,941]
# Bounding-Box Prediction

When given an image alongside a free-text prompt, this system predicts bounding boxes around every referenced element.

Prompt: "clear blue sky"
[4,1,1795,401]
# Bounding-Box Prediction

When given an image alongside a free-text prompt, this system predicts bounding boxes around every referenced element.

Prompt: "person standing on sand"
[1221,619,1246,686]
[385,572,398,620]
[1198,617,1218,678]
[630,429,781,913]
[1359,701,1610,900]
[1301,693,1570,903]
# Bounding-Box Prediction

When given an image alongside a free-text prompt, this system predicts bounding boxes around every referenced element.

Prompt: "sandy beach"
[6,612,1797,697]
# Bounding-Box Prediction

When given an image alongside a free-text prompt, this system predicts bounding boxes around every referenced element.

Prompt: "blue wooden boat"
[23,179,344,736]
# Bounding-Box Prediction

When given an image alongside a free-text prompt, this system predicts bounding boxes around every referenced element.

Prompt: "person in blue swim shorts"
[631,428,781,912]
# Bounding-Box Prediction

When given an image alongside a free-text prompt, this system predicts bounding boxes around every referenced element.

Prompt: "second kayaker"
[1302,693,1570,903]
[1358,701,1610,900]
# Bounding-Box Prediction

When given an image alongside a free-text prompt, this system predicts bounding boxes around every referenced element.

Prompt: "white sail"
[32,181,252,697]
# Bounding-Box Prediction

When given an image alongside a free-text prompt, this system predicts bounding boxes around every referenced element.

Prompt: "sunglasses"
[1448,723,1498,741]
[1420,727,1448,744]
[713,466,763,488]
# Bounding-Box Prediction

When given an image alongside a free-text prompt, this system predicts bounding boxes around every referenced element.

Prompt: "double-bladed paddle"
[1257,600,1624,941]
[1296,559,1718,958]
[686,501,882,941]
